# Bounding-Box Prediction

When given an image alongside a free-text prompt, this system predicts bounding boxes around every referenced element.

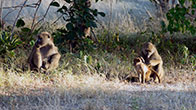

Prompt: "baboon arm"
[28,46,36,63]
[149,59,162,66]
[33,53,42,68]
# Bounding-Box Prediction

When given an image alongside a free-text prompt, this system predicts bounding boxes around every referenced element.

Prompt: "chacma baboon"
[133,57,161,83]
[28,32,61,72]
[140,42,164,82]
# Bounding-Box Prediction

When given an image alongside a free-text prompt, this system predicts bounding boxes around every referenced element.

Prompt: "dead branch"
[31,0,55,32]
[0,3,38,9]
[30,0,42,32]
[52,14,64,25]
[11,0,28,39]
[2,9,16,20]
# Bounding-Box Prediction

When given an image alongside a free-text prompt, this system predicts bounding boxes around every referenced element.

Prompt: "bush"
[0,31,22,57]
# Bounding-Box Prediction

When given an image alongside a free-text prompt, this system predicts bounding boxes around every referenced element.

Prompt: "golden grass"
[0,61,196,110]
[0,43,196,110]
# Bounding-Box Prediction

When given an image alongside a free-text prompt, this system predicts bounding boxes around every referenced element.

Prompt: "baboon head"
[35,32,53,48]
[142,42,156,58]
[133,57,145,66]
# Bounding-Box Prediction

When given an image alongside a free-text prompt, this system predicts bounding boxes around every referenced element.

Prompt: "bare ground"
[0,68,196,110]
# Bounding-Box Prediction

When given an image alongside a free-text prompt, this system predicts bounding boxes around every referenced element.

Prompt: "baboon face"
[35,32,52,48]
[134,57,144,65]
[133,58,141,66]
[142,42,156,58]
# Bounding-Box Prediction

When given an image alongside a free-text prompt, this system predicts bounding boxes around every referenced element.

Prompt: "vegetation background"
[0,0,196,109]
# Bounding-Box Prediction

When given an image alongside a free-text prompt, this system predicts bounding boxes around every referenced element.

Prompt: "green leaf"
[21,27,31,33]
[192,10,195,15]
[62,5,68,11]
[15,41,22,45]
[67,31,76,40]
[89,21,97,28]
[9,51,15,57]
[57,6,68,13]
[92,9,98,16]
[179,0,185,6]
[16,18,25,28]
[50,1,60,7]
[66,23,74,31]
[57,8,63,13]
[98,12,105,17]
[30,40,35,47]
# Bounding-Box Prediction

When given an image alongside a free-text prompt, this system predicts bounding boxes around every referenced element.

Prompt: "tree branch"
[31,0,54,32]
[11,0,28,39]
[30,0,42,32]
[0,3,38,9]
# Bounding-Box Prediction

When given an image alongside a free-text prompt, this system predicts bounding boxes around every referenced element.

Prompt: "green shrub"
[0,31,22,57]
[50,0,105,52]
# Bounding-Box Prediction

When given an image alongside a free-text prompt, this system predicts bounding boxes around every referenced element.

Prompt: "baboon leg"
[138,73,142,83]
[142,72,146,83]
[44,53,61,70]
[149,60,162,66]
[152,67,161,83]
[145,71,151,82]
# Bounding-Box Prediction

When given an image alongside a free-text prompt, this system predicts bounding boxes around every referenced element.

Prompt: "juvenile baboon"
[133,57,161,83]
[28,32,61,72]
[140,42,164,82]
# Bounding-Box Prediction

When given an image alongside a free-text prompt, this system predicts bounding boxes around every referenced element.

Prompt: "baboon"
[140,42,164,82]
[133,57,161,83]
[28,32,61,72]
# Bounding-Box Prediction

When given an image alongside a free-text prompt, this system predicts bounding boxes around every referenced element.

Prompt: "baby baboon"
[133,57,161,83]
[134,57,149,83]
[140,42,164,82]
[28,32,61,72]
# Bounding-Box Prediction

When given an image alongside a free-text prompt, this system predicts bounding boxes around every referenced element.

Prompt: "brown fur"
[134,57,161,83]
[28,32,61,72]
[140,42,164,83]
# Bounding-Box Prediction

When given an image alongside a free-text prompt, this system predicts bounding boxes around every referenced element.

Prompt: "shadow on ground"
[0,85,196,110]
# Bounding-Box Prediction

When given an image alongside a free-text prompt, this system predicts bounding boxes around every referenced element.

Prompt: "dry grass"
[1,1,196,110]
[0,52,196,110]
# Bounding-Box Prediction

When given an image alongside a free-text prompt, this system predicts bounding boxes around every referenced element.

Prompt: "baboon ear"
[47,34,51,38]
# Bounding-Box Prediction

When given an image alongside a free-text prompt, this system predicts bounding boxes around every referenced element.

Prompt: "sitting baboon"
[140,42,164,82]
[133,57,161,83]
[28,32,61,72]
